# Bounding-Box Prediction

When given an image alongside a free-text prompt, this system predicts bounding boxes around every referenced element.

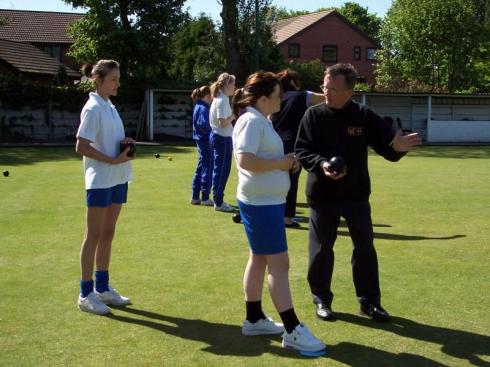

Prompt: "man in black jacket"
[295,63,421,322]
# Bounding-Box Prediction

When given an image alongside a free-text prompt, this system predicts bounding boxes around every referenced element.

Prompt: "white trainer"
[282,323,326,353]
[190,198,201,205]
[214,202,235,212]
[201,199,214,206]
[242,317,285,336]
[78,292,112,315]
[95,286,131,306]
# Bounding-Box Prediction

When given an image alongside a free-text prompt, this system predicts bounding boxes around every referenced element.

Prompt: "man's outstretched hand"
[392,130,422,152]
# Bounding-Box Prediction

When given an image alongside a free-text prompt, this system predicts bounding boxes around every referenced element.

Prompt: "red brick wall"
[278,13,378,84]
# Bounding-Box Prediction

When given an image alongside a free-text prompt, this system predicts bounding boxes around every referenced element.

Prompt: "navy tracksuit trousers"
[210,132,232,207]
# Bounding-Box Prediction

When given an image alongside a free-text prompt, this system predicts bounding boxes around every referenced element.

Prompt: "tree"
[236,0,284,75]
[376,0,484,92]
[219,0,285,80]
[64,0,189,85]
[337,2,382,42]
[220,0,243,79]
[168,14,225,84]
[267,6,311,20]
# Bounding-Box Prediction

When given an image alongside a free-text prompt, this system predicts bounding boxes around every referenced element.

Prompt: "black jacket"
[271,91,308,142]
[295,100,406,205]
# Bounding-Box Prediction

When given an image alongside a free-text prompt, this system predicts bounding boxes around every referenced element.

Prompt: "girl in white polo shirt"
[209,73,236,212]
[75,60,134,315]
[232,72,326,355]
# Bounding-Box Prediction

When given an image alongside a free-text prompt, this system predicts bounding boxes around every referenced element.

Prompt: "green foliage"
[376,0,486,92]
[0,15,9,26]
[168,14,225,84]
[267,6,312,20]
[0,76,143,113]
[337,2,383,42]
[52,66,70,87]
[287,59,325,91]
[64,0,189,85]
[236,0,285,76]
[0,77,87,111]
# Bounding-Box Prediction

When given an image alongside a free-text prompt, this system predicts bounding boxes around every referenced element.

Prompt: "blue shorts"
[86,183,128,207]
[238,200,288,255]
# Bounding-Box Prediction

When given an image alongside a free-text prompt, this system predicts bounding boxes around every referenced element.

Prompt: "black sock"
[279,308,300,333]
[246,300,266,323]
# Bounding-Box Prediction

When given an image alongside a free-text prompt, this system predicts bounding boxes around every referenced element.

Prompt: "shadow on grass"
[107,307,453,365]
[328,342,450,367]
[337,231,466,241]
[290,214,392,229]
[107,307,310,359]
[0,145,195,166]
[335,313,490,367]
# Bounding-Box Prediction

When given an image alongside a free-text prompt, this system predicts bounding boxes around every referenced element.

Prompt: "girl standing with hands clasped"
[232,72,326,355]
[75,60,134,315]
[209,73,236,212]
[190,86,214,206]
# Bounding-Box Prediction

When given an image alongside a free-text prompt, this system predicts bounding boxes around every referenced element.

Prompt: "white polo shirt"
[233,107,290,205]
[210,91,233,137]
[76,92,133,190]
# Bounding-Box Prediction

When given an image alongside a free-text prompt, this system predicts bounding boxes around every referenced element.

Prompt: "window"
[366,47,376,61]
[288,43,300,58]
[322,45,337,63]
[40,45,62,61]
[353,46,361,60]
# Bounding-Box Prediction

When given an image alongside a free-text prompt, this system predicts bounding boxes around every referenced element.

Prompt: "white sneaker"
[214,202,235,212]
[242,317,285,336]
[190,198,201,205]
[282,323,326,353]
[95,286,131,306]
[78,292,112,315]
[201,199,214,206]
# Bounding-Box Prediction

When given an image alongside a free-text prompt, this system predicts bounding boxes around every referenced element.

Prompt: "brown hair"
[81,60,119,80]
[231,88,245,118]
[276,68,301,92]
[210,72,236,97]
[232,71,280,111]
[325,63,358,90]
[191,85,211,102]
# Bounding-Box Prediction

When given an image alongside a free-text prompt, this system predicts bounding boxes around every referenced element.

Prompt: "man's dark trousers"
[308,201,381,306]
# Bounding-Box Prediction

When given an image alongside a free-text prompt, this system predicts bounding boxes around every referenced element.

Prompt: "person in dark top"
[295,63,421,322]
[271,69,323,228]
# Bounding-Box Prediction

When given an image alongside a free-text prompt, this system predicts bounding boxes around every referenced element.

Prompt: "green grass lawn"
[1,145,489,367]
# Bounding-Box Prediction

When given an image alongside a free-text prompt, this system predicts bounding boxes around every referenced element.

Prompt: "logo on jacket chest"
[347,126,364,136]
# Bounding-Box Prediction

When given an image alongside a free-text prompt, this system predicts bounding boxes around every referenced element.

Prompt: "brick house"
[273,10,380,84]
[0,9,83,83]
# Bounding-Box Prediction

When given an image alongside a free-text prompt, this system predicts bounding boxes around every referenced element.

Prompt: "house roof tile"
[0,9,83,44]
[0,38,79,77]
[273,10,335,45]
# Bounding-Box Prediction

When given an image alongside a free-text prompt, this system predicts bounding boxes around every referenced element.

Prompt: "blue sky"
[0,0,392,19]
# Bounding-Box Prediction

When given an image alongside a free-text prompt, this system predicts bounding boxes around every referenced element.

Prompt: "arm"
[309,92,325,106]
[75,137,132,164]
[367,109,415,162]
[294,110,327,172]
[218,115,235,128]
[236,152,294,173]
[216,98,235,128]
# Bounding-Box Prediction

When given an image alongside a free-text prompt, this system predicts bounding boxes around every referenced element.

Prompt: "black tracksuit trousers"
[308,201,381,306]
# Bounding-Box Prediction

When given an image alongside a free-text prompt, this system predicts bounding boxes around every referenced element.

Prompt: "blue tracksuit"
[192,100,213,201]
[210,131,232,206]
